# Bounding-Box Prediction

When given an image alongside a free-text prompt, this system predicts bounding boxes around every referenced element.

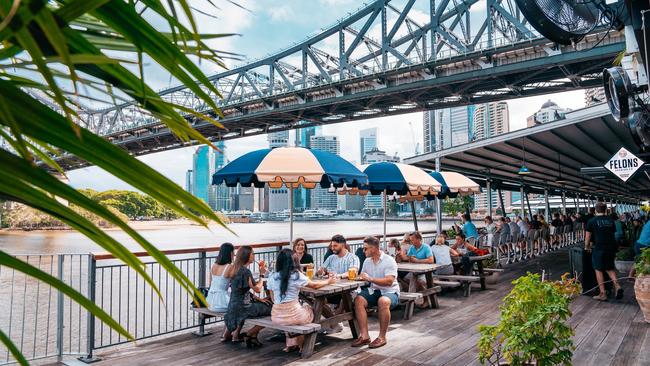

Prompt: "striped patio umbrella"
[212,147,367,243]
[338,162,442,244]
[429,171,481,199]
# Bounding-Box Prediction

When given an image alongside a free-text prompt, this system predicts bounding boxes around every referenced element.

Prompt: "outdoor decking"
[55,249,649,366]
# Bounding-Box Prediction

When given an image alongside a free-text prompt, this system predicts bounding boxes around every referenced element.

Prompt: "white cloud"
[268,6,294,22]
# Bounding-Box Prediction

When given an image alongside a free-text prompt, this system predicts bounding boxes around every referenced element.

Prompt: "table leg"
[341,292,359,339]
[477,260,486,290]
[311,297,324,324]
[424,271,438,309]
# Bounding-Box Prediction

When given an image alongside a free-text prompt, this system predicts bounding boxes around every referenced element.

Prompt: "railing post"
[56,255,64,362]
[192,251,211,337]
[79,255,100,363]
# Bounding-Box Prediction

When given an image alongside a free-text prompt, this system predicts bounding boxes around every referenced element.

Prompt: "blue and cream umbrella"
[339,162,442,243]
[429,171,481,199]
[212,147,367,242]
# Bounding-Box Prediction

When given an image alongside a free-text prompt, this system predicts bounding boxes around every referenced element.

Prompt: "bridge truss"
[52,0,624,169]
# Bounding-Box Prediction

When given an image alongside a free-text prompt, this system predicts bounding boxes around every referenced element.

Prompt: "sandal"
[245,334,263,348]
[282,345,300,353]
[232,332,246,343]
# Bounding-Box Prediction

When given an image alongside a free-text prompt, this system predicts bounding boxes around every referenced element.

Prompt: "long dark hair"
[275,248,300,300]
[216,243,235,265]
[225,245,253,279]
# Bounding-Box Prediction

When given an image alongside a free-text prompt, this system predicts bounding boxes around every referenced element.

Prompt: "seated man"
[352,236,400,349]
[317,234,359,333]
[450,233,479,275]
[404,231,434,308]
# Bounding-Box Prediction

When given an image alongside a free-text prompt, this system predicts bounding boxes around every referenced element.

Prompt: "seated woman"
[293,237,314,265]
[430,236,455,275]
[206,242,235,340]
[387,238,407,263]
[267,248,335,353]
[223,245,272,347]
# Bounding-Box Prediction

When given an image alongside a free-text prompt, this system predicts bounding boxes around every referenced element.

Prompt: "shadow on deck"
[56,249,649,366]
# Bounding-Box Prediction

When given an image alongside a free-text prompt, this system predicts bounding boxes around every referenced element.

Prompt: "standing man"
[585,202,623,301]
[455,213,478,242]
[353,236,400,349]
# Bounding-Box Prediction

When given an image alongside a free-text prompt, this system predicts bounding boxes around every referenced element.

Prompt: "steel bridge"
[57,0,624,169]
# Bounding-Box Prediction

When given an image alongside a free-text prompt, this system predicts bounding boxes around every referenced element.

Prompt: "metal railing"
[1,230,436,365]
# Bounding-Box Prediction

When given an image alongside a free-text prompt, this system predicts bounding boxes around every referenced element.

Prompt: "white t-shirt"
[430,245,453,266]
[267,271,308,304]
[361,252,400,294]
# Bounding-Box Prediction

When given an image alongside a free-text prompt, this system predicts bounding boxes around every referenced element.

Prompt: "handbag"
[190,287,209,308]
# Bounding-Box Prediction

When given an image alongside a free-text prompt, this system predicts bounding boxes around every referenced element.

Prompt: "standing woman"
[223,246,272,346]
[267,248,335,353]
[293,238,314,265]
[206,243,235,341]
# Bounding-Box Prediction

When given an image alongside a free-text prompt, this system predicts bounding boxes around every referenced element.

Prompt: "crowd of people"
[201,206,650,354]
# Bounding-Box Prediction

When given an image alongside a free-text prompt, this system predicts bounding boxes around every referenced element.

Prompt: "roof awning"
[405,103,649,202]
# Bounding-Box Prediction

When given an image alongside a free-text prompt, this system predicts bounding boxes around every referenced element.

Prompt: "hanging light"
[518,138,531,175]
[556,153,568,184]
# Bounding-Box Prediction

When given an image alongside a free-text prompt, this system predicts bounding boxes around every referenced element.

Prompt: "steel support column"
[544,189,551,219]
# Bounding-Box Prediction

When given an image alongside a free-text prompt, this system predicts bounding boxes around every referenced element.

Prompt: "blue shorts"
[358,287,399,309]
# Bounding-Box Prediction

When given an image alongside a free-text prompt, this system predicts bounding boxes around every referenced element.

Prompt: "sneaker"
[592,293,607,301]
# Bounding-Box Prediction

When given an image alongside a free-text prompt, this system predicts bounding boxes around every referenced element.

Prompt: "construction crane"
[408,121,420,155]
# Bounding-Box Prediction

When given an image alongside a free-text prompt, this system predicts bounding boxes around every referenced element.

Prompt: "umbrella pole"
[289,187,294,245]
[383,189,387,249]
[410,201,418,231]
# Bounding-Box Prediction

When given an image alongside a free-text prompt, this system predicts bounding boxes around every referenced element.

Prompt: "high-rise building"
[585,87,606,106]
[185,170,193,193]
[364,147,400,163]
[268,130,289,148]
[474,102,509,140]
[526,100,571,127]
[360,128,377,163]
[214,140,226,169]
[267,131,289,212]
[423,106,474,151]
[310,135,340,210]
[192,146,214,205]
[295,125,321,148]
[423,110,435,153]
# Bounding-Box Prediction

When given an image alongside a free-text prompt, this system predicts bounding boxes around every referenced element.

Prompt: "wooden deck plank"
[44,248,647,366]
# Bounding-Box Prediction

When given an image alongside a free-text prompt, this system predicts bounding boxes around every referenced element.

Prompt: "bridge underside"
[57,36,623,170]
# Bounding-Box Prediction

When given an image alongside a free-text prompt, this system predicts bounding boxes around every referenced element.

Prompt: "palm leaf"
[0,329,28,366]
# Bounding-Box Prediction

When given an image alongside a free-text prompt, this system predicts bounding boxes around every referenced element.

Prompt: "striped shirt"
[322,251,360,275]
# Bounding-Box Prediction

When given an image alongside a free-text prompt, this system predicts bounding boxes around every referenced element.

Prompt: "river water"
[0,219,456,255]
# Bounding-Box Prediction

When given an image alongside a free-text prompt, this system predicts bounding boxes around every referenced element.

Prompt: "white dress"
[206,267,230,312]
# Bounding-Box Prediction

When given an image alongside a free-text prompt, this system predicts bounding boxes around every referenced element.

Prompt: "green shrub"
[478,273,579,366]
[635,247,650,276]
[616,247,635,261]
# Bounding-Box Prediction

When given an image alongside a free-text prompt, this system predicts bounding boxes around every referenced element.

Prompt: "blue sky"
[68,0,586,190]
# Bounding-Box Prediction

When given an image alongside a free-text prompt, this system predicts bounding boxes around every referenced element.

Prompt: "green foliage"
[635,247,650,276]
[0,0,234,362]
[478,273,580,366]
[442,196,473,216]
[616,247,635,261]
[87,189,180,220]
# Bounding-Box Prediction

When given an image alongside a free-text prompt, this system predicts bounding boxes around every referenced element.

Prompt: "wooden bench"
[482,268,505,274]
[433,279,462,288]
[399,292,423,320]
[433,275,481,297]
[246,317,321,358]
[190,307,224,336]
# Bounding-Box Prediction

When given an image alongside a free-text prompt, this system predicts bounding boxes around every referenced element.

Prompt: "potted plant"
[478,273,580,366]
[615,247,636,274]
[635,247,650,323]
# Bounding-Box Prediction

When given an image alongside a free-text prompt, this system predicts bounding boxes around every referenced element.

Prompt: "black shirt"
[355,247,366,272]
[586,215,617,252]
[299,253,314,265]
[551,219,563,227]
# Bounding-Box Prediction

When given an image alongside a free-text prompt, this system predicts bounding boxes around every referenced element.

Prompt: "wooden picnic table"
[300,279,368,339]
[450,254,492,289]
[396,263,443,309]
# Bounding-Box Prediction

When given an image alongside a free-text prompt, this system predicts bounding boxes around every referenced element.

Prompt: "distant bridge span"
[57,0,624,169]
